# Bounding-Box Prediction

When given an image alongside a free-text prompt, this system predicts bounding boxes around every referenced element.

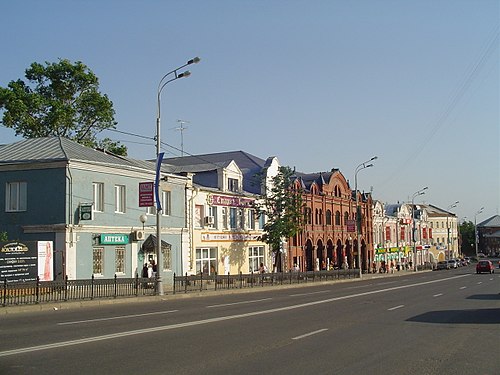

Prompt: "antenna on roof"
[174,119,190,157]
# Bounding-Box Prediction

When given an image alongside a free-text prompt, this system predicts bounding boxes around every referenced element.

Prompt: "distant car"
[447,259,458,269]
[436,261,449,270]
[476,260,494,274]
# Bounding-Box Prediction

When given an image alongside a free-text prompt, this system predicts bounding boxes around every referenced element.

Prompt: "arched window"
[326,210,332,225]
[319,209,323,225]
[344,211,349,224]
[335,211,341,225]
[315,209,319,225]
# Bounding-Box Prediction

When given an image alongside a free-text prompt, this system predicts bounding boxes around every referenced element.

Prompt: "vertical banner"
[155,152,164,211]
[37,241,53,281]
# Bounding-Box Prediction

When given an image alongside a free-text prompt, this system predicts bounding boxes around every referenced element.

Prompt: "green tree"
[459,220,476,256]
[255,166,303,272]
[0,59,126,155]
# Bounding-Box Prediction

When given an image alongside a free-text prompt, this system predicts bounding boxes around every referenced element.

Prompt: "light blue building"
[0,137,189,283]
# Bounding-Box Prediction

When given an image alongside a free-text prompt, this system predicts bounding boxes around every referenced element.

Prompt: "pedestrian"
[259,262,267,274]
[142,263,148,278]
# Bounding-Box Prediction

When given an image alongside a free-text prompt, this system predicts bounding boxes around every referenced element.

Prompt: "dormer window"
[228,178,239,192]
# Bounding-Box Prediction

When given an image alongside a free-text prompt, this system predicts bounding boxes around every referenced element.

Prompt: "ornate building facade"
[287,170,374,272]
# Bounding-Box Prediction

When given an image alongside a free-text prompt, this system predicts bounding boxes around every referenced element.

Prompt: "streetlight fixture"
[155,57,200,296]
[474,207,484,258]
[411,187,428,271]
[446,201,459,260]
[355,156,377,278]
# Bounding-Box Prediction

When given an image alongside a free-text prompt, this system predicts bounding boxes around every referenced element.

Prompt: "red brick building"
[287,169,374,272]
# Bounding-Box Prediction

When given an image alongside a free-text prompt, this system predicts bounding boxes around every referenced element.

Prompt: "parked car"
[436,261,449,270]
[476,260,494,274]
[447,259,458,269]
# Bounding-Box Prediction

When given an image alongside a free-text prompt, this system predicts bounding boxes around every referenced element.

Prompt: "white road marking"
[433,293,443,297]
[57,310,179,325]
[0,274,470,358]
[477,282,482,285]
[292,328,328,340]
[388,305,404,311]
[289,290,329,297]
[459,286,467,290]
[206,298,272,308]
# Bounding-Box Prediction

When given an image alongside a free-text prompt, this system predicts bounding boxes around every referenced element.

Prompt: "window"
[247,209,255,230]
[229,207,237,229]
[326,210,332,225]
[344,212,349,225]
[222,207,229,229]
[196,247,217,275]
[5,182,27,212]
[162,191,171,216]
[335,211,341,225]
[258,212,265,229]
[93,247,104,275]
[162,244,172,270]
[115,247,125,273]
[207,205,217,228]
[114,185,126,213]
[194,205,204,228]
[146,205,155,215]
[93,182,104,212]
[227,178,239,192]
[249,246,264,272]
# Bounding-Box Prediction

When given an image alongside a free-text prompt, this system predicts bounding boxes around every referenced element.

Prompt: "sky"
[1,0,498,223]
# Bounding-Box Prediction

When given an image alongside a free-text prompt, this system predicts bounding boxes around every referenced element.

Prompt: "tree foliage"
[459,220,476,256]
[0,59,126,155]
[255,166,303,269]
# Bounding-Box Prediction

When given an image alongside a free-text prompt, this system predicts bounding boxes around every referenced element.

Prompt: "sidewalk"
[1,268,426,315]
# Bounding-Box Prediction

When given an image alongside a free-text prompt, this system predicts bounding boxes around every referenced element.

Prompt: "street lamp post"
[446,201,459,260]
[474,207,484,258]
[355,156,377,278]
[411,187,428,271]
[155,57,200,296]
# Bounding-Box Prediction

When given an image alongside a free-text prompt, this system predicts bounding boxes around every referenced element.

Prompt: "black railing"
[1,274,157,307]
[172,269,359,294]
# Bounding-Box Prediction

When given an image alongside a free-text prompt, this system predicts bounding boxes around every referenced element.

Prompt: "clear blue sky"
[1,0,498,222]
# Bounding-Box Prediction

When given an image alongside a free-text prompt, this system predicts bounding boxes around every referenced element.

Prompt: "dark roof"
[478,215,500,228]
[0,136,155,171]
[163,150,267,173]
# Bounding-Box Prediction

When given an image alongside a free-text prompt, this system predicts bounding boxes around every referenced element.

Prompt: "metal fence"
[173,269,360,294]
[1,275,157,307]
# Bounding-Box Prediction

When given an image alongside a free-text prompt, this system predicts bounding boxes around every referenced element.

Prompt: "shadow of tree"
[406,308,500,324]
[219,239,249,274]
[466,294,500,301]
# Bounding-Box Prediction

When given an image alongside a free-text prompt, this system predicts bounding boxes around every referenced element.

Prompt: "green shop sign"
[100,234,129,245]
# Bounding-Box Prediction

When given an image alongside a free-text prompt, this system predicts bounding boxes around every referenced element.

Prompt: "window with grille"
[115,246,125,273]
[93,247,104,275]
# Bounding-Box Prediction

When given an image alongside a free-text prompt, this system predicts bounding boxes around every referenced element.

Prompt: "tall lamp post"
[474,207,484,258]
[446,201,459,260]
[355,156,377,278]
[411,187,428,271]
[155,57,200,295]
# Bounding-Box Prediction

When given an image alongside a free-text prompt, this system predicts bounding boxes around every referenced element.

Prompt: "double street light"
[355,156,377,278]
[155,57,200,296]
[411,187,428,271]
[446,201,459,260]
[474,207,484,258]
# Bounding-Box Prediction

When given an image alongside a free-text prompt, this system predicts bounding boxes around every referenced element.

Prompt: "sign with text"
[0,241,38,282]
[139,182,154,207]
[207,194,254,208]
[100,234,129,245]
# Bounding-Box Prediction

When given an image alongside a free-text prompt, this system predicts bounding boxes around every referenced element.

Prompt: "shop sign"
[207,194,253,208]
[100,234,129,245]
[0,241,37,282]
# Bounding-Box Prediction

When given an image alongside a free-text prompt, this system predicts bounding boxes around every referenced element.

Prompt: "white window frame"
[93,182,104,212]
[162,191,171,216]
[195,247,217,275]
[5,181,27,212]
[115,246,125,274]
[93,247,104,275]
[227,178,239,192]
[114,185,126,213]
[249,246,264,273]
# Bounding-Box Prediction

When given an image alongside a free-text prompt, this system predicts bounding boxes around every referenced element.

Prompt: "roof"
[0,136,155,171]
[478,215,500,228]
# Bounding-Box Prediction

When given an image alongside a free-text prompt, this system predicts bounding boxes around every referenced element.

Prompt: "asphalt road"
[1,265,499,375]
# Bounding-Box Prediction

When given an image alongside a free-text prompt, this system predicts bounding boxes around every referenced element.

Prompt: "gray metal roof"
[0,136,156,172]
[478,215,500,228]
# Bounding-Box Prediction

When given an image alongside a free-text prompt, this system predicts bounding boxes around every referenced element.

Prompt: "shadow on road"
[406,308,500,324]
[466,293,500,301]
